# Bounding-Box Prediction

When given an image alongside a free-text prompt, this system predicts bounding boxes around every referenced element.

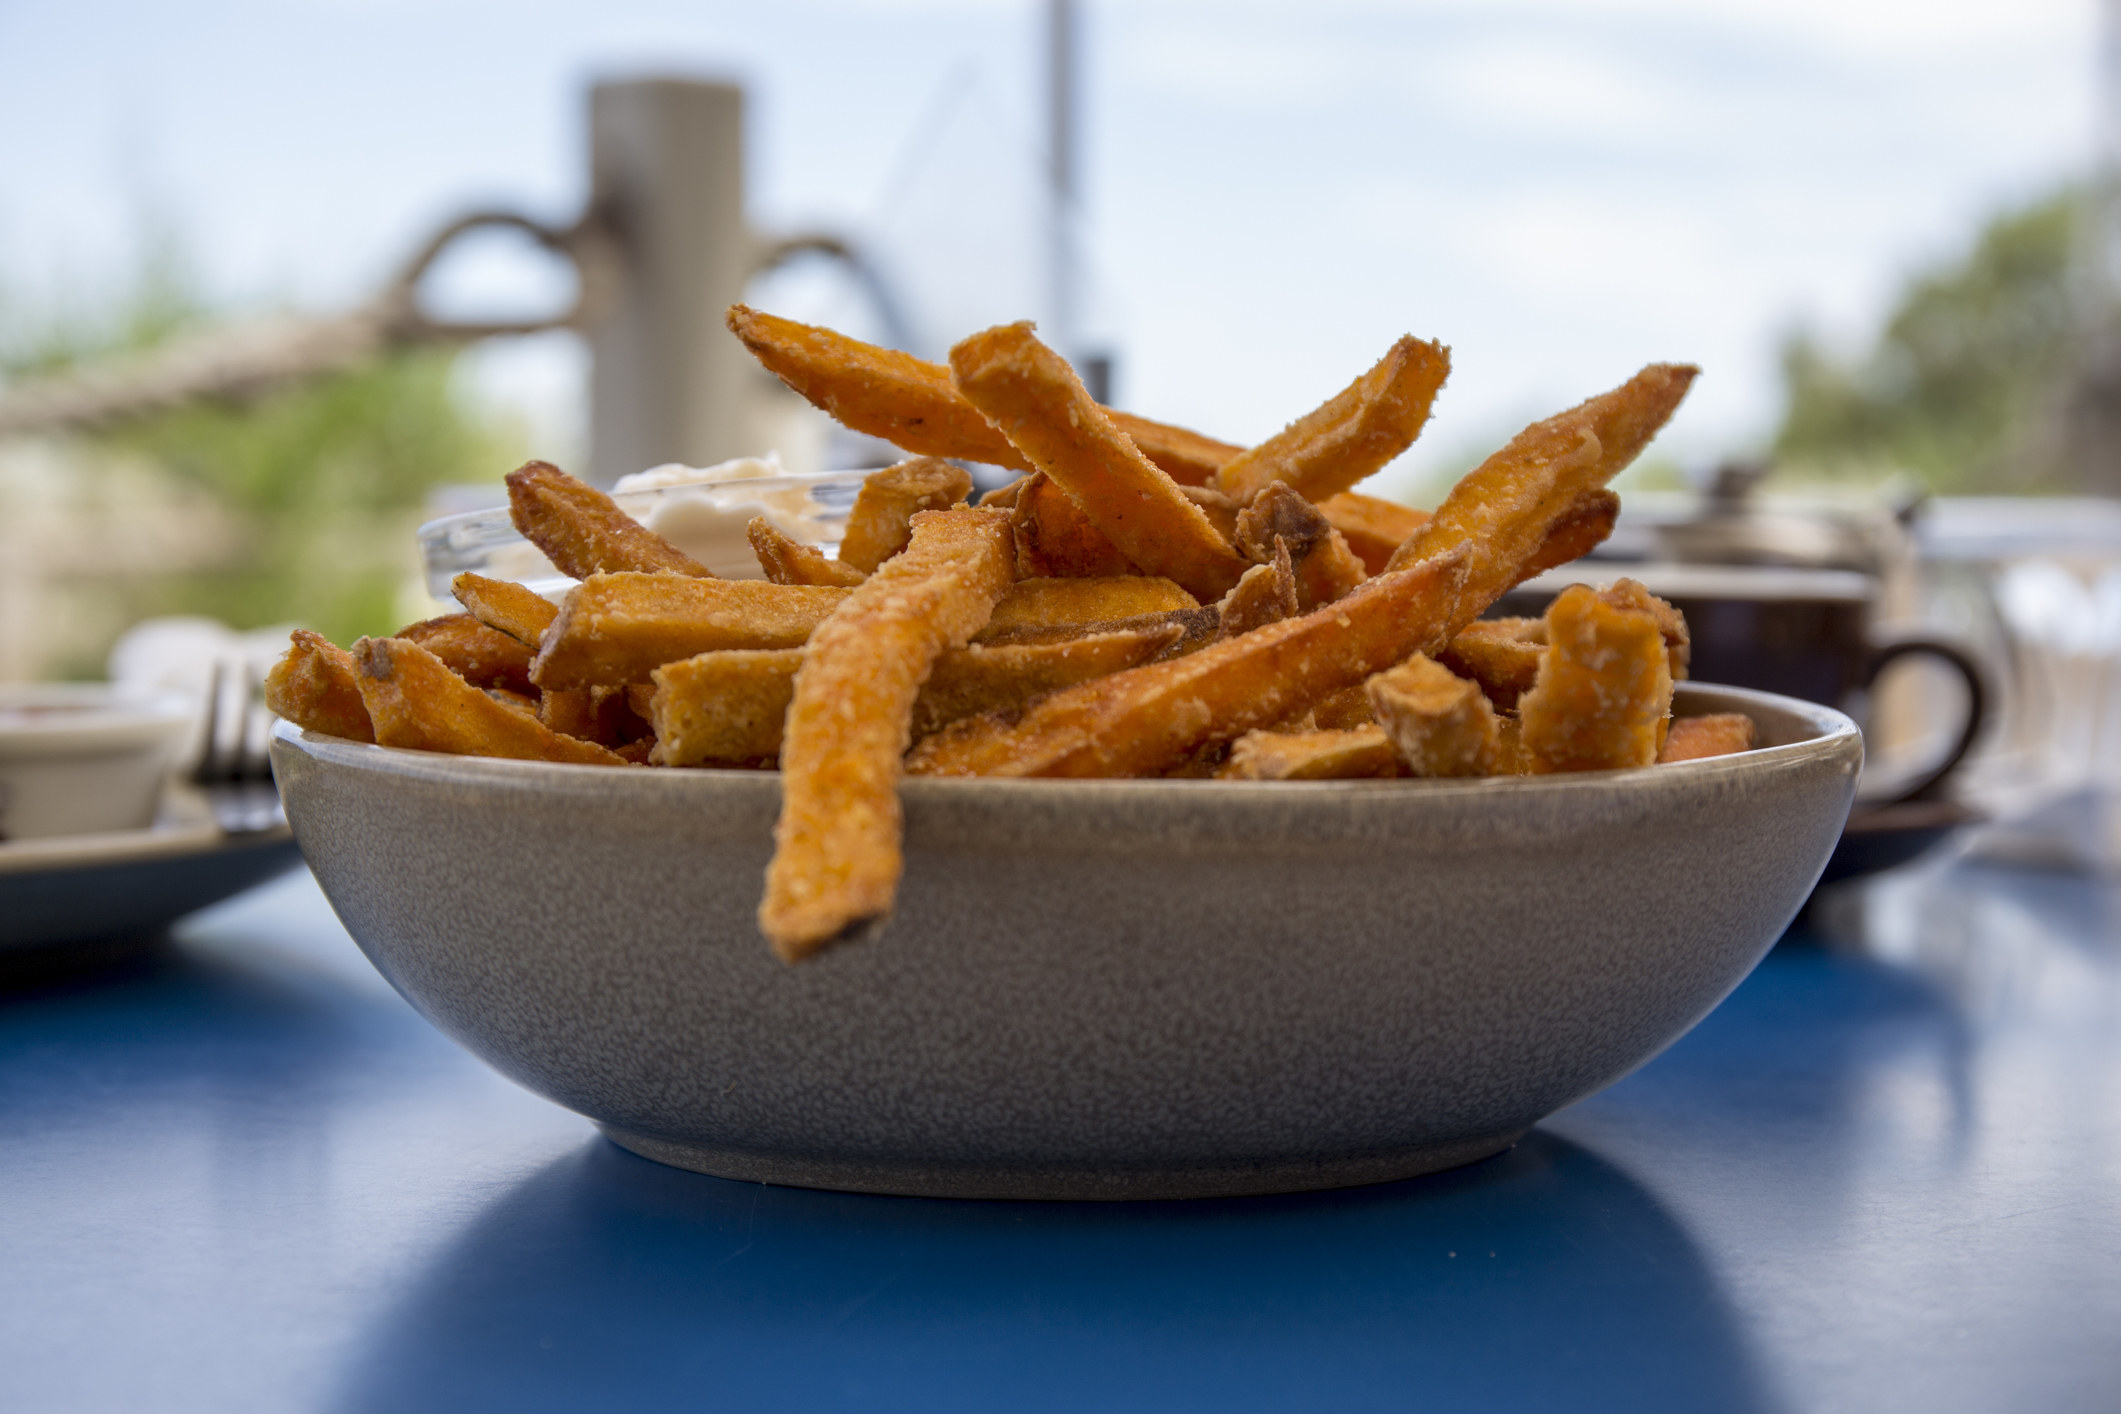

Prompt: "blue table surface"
[3,856,2118,1413]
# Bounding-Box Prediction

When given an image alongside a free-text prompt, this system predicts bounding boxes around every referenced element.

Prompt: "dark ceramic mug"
[1499,565,1986,804]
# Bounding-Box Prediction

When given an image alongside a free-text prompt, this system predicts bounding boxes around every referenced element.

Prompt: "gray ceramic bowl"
[273,682,1858,1201]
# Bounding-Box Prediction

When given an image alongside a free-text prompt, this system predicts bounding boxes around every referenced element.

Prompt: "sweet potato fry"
[1514,489,1619,585]
[1215,540,1299,639]
[538,683,650,747]
[1597,576,1691,679]
[1437,618,1546,712]
[531,574,850,690]
[748,517,867,587]
[1306,684,1376,731]
[1220,725,1400,780]
[1234,483,1369,610]
[650,626,1178,767]
[761,506,1015,960]
[264,630,374,743]
[728,305,1241,483]
[505,460,712,580]
[1385,364,1697,633]
[1366,654,1502,777]
[1107,412,1242,487]
[1010,471,1140,578]
[352,636,624,765]
[1214,336,1451,503]
[837,458,975,574]
[1178,484,1243,544]
[1659,713,1758,763]
[1319,492,1428,575]
[977,575,1199,641]
[950,322,1249,601]
[397,613,536,695]
[1518,584,1674,773]
[906,547,1469,779]
[452,572,559,646]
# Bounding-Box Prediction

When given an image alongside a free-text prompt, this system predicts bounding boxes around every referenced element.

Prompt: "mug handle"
[1860,636,1989,805]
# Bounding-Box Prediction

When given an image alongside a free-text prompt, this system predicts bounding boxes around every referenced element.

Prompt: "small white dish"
[0,684,194,843]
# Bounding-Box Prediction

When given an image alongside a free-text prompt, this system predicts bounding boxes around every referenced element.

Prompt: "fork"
[191,657,286,835]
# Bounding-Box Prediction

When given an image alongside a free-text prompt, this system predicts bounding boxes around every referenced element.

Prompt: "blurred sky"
[0,0,2096,497]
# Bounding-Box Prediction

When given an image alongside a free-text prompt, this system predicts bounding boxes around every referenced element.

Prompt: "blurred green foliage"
[1774,188,2082,492]
[1,238,519,670]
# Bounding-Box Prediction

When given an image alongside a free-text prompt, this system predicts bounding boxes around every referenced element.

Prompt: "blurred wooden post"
[586,78,750,487]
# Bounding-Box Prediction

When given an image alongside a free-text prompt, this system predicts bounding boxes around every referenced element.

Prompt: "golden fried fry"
[1178,484,1243,544]
[504,460,712,580]
[1437,618,1547,712]
[1518,584,1674,773]
[977,477,1026,509]
[1234,483,1369,610]
[1220,725,1400,780]
[914,628,1181,738]
[729,304,1032,469]
[1215,539,1299,639]
[906,547,1469,779]
[1107,412,1242,487]
[1306,684,1376,731]
[1514,489,1620,585]
[531,573,850,690]
[398,613,537,694]
[1596,576,1691,679]
[452,572,559,646]
[649,626,1178,767]
[977,575,1199,641]
[837,457,975,574]
[486,687,539,715]
[352,636,625,765]
[747,517,867,587]
[1385,364,1697,633]
[650,649,798,766]
[1366,654,1502,777]
[728,305,1241,483]
[1214,336,1451,503]
[1010,471,1140,578]
[1318,492,1429,575]
[538,683,650,747]
[264,630,375,743]
[1658,713,1757,763]
[761,507,1016,960]
[950,322,1249,601]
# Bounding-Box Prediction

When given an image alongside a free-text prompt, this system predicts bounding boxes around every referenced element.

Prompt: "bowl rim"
[271,681,1859,807]
[414,466,878,541]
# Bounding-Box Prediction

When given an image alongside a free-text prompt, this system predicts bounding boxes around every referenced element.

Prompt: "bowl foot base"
[597,1126,1529,1201]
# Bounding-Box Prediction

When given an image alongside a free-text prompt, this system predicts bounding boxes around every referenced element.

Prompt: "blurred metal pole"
[587,77,750,486]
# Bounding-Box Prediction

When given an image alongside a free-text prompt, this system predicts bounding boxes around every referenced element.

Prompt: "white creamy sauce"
[610,454,838,579]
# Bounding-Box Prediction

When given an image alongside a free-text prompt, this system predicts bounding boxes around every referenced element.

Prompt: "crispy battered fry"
[1178,484,1243,544]
[761,507,1016,960]
[1518,584,1674,773]
[1011,471,1140,578]
[1658,713,1757,763]
[532,573,850,690]
[1107,412,1242,486]
[747,516,867,587]
[1366,654,1502,777]
[452,572,559,646]
[836,457,975,574]
[727,305,1236,483]
[950,322,1249,601]
[352,636,625,765]
[1234,483,1369,610]
[398,613,537,694]
[1596,576,1691,679]
[1215,539,1299,639]
[978,477,1027,509]
[1515,489,1620,584]
[504,460,712,580]
[1306,684,1376,731]
[1319,492,1429,575]
[538,683,650,747]
[906,547,1469,779]
[1437,618,1547,713]
[1385,364,1697,634]
[915,629,1181,738]
[264,630,375,743]
[1220,725,1400,780]
[1214,336,1451,503]
[977,575,1199,641]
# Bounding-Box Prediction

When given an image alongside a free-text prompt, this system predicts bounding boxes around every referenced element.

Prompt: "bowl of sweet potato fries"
[268,311,1861,1199]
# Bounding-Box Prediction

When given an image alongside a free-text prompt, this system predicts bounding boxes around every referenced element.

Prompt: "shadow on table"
[334,1131,1775,1414]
